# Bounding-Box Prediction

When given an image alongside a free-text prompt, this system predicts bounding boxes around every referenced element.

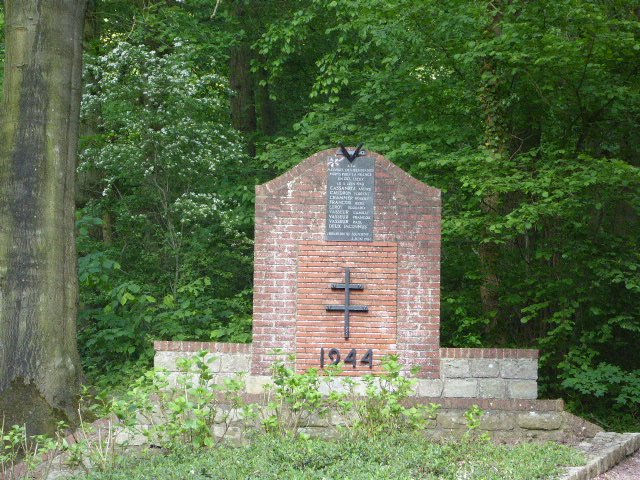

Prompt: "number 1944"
[320,348,374,369]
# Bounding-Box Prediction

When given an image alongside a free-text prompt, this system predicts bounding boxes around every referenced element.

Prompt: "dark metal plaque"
[326,156,375,241]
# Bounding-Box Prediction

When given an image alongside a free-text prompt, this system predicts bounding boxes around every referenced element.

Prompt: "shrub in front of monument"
[0,423,65,479]
[244,352,442,438]
[134,351,247,451]
[2,353,585,478]
[347,355,440,436]
[243,351,342,437]
[462,404,491,443]
[0,388,139,476]
[64,395,126,474]
[73,351,248,454]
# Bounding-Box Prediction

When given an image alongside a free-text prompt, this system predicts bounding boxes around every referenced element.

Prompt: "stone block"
[477,379,507,399]
[205,353,223,370]
[219,353,252,373]
[298,426,340,440]
[320,377,371,396]
[156,351,244,374]
[521,429,565,442]
[423,429,466,442]
[319,377,357,395]
[214,407,244,424]
[479,412,514,431]
[516,412,563,430]
[469,359,500,378]
[330,410,358,427]
[135,405,165,427]
[114,426,149,447]
[441,359,470,378]
[442,379,477,398]
[154,351,186,371]
[415,379,444,397]
[302,412,332,428]
[214,423,247,446]
[165,371,243,389]
[490,430,530,444]
[245,375,273,394]
[436,411,468,429]
[501,359,538,380]
[507,380,538,399]
[166,371,196,387]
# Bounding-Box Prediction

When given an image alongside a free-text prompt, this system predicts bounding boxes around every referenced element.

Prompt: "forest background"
[0,0,637,431]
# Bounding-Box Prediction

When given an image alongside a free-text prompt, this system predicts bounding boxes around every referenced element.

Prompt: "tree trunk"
[479,0,508,324]
[230,42,257,154]
[256,67,277,135]
[0,0,86,435]
[102,211,113,246]
[229,4,257,156]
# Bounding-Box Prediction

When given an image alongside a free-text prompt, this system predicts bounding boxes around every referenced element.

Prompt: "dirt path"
[595,449,640,479]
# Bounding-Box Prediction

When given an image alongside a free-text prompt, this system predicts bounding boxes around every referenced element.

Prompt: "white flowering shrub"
[77,41,256,382]
[81,41,243,201]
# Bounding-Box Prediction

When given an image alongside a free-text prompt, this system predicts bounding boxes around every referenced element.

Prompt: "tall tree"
[478,0,507,325]
[0,0,87,434]
[229,1,257,156]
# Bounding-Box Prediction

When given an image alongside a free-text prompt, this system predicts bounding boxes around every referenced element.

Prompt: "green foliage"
[78,270,252,387]
[75,19,259,388]
[76,37,256,384]
[70,432,583,480]
[463,404,484,431]
[462,404,491,443]
[254,0,640,429]
[133,351,247,451]
[0,422,65,480]
[246,351,343,437]
[70,0,640,429]
[65,413,122,474]
[351,355,440,435]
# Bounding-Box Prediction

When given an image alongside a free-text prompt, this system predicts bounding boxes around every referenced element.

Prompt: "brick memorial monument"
[155,147,544,402]
[153,147,608,442]
[251,146,441,378]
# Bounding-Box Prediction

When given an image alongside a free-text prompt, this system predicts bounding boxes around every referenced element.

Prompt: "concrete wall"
[438,348,539,400]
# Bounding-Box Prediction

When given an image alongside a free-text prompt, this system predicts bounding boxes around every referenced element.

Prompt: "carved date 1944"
[320,348,373,369]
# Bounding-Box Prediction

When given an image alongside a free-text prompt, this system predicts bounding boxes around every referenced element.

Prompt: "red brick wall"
[153,341,252,354]
[252,149,441,378]
[440,348,539,359]
[296,242,397,374]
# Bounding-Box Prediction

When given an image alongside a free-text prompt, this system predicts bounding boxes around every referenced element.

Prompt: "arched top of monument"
[256,148,440,198]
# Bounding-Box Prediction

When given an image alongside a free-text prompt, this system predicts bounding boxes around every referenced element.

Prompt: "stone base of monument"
[153,341,602,443]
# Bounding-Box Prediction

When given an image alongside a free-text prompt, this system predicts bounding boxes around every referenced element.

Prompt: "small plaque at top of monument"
[326,155,375,241]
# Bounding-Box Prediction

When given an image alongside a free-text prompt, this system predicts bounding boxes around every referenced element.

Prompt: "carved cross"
[326,267,368,339]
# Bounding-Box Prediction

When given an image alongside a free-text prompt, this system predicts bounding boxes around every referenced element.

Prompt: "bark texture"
[229,3,257,156]
[478,0,507,320]
[0,0,87,434]
[256,66,277,135]
[230,41,257,155]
